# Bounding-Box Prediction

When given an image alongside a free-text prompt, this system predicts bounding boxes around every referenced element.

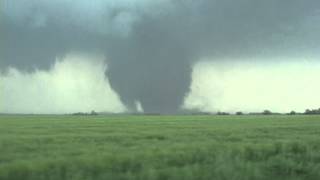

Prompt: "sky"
[1,0,320,114]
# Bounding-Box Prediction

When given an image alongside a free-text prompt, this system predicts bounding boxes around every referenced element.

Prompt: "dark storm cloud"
[1,0,320,113]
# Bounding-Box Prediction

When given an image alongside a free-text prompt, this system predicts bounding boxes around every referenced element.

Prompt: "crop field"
[1,115,320,180]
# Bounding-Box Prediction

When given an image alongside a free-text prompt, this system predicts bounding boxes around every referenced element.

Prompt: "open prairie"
[1,115,320,180]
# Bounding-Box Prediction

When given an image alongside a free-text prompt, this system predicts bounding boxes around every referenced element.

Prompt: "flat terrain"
[1,115,320,180]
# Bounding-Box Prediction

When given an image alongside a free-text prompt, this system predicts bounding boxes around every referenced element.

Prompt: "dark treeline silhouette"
[288,111,297,115]
[217,111,230,115]
[304,108,320,115]
[236,112,244,115]
[69,108,320,116]
[72,110,98,116]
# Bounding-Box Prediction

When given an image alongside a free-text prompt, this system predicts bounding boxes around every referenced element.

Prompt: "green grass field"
[1,115,320,180]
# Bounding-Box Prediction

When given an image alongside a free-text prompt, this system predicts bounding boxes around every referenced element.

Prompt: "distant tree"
[72,112,87,116]
[217,111,230,115]
[289,111,296,115]
[236,111,243,115]
[90,110,98,115]
[262,110,272,115]
[305,109,311,114]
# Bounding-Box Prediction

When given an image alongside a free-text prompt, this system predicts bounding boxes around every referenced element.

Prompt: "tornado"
[1,0,319,114]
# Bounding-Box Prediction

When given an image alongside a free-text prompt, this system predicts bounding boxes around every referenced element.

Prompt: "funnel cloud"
[1,0,320,114]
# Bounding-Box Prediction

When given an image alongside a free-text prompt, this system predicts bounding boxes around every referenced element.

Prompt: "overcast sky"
[1,0,320,114]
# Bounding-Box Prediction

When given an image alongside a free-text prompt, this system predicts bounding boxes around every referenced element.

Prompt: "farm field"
[1,115,320,180]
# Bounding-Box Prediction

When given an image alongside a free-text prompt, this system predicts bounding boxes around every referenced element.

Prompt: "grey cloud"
[1,0,320,113]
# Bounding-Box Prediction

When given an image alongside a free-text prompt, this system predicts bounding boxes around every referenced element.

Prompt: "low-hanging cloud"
[184,59,320,113]
[2,0,170,36]
[1,0,320,114]
[0,53,125,114]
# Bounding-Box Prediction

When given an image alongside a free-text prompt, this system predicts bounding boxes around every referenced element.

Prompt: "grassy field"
[1,115,320,180]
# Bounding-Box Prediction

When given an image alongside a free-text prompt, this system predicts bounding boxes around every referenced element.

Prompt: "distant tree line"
[287,108,320,115]
[217,111,230,115]
[72,110,98,116]
[304,108,320,115]
[219,108,320,116]
[70,108,320,116]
